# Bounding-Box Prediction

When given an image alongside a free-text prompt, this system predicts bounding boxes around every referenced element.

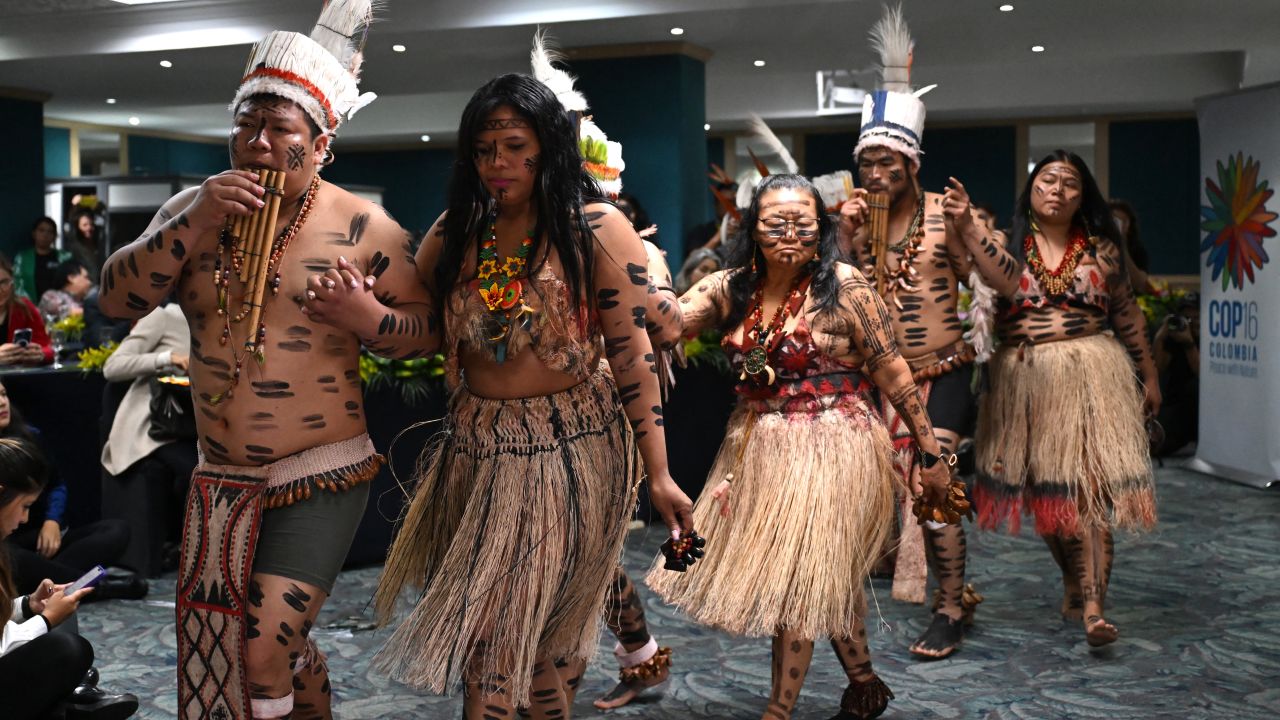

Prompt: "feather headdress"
[231,0,378,135]
[853,3,929,168]
[530,29,588,114]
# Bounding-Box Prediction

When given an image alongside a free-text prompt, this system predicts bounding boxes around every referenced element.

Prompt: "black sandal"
[910,612,965,660]
[828,674,894,720]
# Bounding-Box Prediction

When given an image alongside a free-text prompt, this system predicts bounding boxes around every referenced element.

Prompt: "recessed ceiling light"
[670,27,685,36]
[128,117,141,126]
[1031,45,1045,53]
[106,98,117,104]
[753,59,766,67]
[704,123,711,131]
[999,4,1014,11]
[392,44,406,53]
[420,134,431,142]
[159,59,173,68]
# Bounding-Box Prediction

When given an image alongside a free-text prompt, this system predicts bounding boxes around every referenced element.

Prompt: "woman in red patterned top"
[0,256,52,367]
[954,150,1159,648]
[648,174,952,720]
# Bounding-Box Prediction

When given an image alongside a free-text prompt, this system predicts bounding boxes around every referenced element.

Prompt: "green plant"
[359,351,446,406]
[682,330,731,374]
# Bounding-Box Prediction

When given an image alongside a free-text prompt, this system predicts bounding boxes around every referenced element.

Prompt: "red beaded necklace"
[739,273,811,384]
[1025,224,1090,296]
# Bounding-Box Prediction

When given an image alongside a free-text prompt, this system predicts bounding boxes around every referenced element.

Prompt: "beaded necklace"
[1025,224,1090,296]
[870,192,925,310]
[476,212,536,361]
[210,173,320,404]
[740,272,811,385]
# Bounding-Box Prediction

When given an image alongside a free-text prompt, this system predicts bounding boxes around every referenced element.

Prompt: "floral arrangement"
[1136,281,1192,329]
[76,341,118,373]
[53,313,85,341]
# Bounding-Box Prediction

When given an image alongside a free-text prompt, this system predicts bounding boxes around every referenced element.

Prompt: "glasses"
[758,218,819,239]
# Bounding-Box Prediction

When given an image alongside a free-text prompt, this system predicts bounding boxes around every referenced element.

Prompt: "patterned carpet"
[80,459,1280,719]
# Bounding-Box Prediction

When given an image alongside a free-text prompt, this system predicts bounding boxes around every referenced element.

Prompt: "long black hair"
[0,436,47,625]
[719,174,843,332]
[433,73,604,314]
[1009,150,1128,272]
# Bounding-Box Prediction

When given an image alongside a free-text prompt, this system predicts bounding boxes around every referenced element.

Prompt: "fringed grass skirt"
[373,368,640,704]
[646,393,895,640]
[975,333,1156,536]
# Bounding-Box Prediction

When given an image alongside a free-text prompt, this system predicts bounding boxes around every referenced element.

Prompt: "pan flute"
[224,169,286,353]
[866,191,891,295]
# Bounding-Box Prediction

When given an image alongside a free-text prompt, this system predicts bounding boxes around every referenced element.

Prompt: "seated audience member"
[674,246,723,295]
[0,255,52,366]
[1153,293,1200,456]
[13,217,73,302]
[0,379,146,601]
[38,260,93,321]
[81,288,132,348]
[0,437,140,720]
[101,303,195,576]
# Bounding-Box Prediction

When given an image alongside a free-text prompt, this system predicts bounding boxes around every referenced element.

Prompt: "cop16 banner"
[1193,84,1280,488]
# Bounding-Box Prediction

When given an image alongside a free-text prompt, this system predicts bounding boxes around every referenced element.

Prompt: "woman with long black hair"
[647,174,953,720]
[351,72,692,718]
[949,150,1159,647]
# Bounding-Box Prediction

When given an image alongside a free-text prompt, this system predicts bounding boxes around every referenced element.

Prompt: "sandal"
[828,673,894,720]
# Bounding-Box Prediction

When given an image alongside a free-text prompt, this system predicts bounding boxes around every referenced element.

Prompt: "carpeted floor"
[80,459,1280,719]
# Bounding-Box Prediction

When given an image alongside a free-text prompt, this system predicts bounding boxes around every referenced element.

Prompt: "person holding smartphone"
[0,255,53,366]
[0,437,139,719]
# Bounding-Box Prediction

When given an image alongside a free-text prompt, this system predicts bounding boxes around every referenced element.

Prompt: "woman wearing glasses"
[647,174,951,720]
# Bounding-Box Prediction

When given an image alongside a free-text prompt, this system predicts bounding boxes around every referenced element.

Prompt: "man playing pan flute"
[837,6,986,662]
[99,3,434,718]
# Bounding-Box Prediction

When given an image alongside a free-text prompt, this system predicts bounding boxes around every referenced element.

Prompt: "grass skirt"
[373,369,640,704]
[975,333,1156,536]
[646,393,895,640]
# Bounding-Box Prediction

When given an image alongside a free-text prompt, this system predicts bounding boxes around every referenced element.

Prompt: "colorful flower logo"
[1201,152,1274,290]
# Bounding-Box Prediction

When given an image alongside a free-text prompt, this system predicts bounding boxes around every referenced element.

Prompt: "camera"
[1166,315,1187,331]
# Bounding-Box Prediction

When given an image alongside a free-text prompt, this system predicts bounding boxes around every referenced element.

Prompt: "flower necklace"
[210,173,319,404]
[870,193,925,310]
[1025,223,1090,296]
[475,213,536,362]
[740,272,811,385]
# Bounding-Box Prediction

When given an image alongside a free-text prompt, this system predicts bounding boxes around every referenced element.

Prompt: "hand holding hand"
[300,256,379,331]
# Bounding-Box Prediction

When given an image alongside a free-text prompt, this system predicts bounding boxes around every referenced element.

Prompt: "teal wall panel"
[1108,118,1200,275]
[127,135,226,177]
[1,97,45,255]
[44,126,72,179]
[323,148,456,239]
[572,54,708,260]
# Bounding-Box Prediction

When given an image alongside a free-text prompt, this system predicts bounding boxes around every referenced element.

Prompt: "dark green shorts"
[252,481,370,594]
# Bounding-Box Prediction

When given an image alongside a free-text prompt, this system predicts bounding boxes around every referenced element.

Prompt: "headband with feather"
[529,30,629,198]
[232,0,378,136]
[853,3,929,168]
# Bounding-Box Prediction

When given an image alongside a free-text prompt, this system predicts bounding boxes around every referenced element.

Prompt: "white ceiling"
[2,0,1279,146]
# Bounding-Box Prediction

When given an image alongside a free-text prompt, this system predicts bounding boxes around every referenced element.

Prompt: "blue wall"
[323,147,456,239]
[44,126,71,178]
[127,135,226,177]
[1,97,45,256]
[572,54,708,260]
[1108,118,1200,275]
[805,125,1018,229]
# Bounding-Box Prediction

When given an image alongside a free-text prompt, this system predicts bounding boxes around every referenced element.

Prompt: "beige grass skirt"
[975,333,1156,536]
[373,368,640,704]
[646,391,895,640]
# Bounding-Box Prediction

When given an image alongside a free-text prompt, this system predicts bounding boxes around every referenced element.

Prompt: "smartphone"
[13,328,32,347]
[64,565,107,596]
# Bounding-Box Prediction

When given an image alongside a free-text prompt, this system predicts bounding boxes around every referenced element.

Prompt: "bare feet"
[1085,614,1119,647]
[593,657,670,710]
[909,612,964,660]
[1061,591,1085,622]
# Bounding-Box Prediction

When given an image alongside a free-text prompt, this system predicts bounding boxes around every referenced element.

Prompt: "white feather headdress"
[853,3,929,167]
[530,29,588,114]
[231,0,379,135]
